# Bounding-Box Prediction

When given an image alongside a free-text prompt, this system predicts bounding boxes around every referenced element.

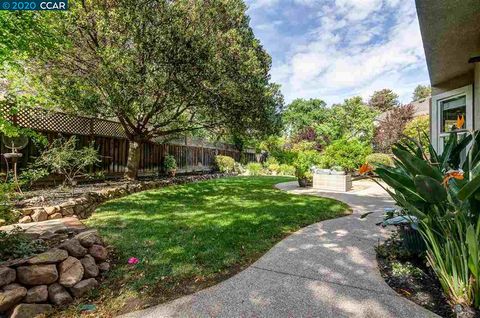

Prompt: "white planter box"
[313,174,352,192]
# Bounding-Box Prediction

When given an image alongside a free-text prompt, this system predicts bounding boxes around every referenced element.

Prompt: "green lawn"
[83,176,349,315]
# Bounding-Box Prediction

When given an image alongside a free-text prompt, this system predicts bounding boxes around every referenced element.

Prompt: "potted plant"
[163,155,177,177]
[293,150,321,187]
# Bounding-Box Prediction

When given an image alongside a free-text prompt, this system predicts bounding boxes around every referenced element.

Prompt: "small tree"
[36,136,100,187]
[412,85,431,102]
[368,89,399,112]
[373,104,415,153]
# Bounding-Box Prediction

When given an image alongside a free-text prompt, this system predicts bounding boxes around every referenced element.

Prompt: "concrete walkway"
[121,180,438,318]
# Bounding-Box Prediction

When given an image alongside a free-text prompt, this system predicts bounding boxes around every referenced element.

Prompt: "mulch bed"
[377,253,454,317]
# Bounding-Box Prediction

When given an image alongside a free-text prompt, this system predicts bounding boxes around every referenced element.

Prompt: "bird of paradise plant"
[360,129,480,314]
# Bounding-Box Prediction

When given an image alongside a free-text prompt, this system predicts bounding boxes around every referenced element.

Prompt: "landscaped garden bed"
[376,235,454,318]
[44,176,349,317]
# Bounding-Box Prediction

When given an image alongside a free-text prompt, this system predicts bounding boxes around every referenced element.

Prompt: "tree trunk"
[125,140,141,180]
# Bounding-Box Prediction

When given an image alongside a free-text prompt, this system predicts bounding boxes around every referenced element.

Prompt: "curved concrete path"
[121,180,438,318]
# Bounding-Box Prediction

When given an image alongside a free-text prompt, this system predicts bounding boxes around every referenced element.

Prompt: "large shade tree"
[282,98,329,135]
[35,0,282,179]
[0,12,56,139]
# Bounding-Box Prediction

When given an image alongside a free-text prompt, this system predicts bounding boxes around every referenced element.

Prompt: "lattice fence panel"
[18,108,92,135]
[93,119,126,138]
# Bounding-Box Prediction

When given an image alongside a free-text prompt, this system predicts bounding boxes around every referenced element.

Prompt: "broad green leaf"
[458,174,480,201]
[392,147,443,181]
[414,175,447,203]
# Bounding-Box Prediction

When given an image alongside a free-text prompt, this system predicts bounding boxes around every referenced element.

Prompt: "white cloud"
[248,0,428,105]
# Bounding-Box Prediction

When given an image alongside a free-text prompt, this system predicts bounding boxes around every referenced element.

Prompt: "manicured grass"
[83,176,349,315]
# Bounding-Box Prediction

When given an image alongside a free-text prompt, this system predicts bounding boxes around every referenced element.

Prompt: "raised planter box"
[312,173,352,192]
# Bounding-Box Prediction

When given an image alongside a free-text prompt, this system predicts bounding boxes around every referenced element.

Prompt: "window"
[431,85,473,154]
[441,95,466,132]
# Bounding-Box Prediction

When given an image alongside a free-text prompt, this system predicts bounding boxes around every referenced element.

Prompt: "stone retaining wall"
[0,230,109,317]
[16,173,232,224]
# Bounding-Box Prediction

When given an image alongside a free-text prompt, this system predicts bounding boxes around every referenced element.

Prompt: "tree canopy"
[282,98,328,135]
[412,84,431,101]
[32,0,282,178]
[316,96,378,144]
[368,89,399,112]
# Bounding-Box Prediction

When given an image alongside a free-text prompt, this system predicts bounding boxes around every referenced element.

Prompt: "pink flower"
[128,257,139,265]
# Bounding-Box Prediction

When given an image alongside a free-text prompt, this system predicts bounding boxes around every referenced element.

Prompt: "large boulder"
[48,283,72,306]
[59,239,87,258]
[75,230,102,248]
[17,265,58,285]
[88,245,108,261]
[10,303,52,318]
[24,285,48,303]
[80,255,99,278]
[58,257,84,287]
[27,248,68,265]
[31,209,48,222]
[0,286,27,312]
[0,267,16,288]
[69,278,98,298]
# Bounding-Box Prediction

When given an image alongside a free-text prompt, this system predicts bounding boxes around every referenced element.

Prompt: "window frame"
[432,85,473,154]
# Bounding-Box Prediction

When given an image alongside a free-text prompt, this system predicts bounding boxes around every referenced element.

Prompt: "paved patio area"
[121,180,438,318]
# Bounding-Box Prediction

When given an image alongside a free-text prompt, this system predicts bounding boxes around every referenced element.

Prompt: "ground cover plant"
[78,176,349,316]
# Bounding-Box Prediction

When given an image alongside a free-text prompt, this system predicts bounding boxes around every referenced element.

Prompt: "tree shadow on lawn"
[81,176,350,316]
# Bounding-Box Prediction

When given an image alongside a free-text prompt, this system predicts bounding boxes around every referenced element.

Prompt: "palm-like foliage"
[371,130,480,310]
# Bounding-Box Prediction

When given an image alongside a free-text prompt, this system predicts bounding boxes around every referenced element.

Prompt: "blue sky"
[245,0,430,105]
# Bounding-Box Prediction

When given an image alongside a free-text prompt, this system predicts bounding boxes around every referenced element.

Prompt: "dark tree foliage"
[35,0,283,179]
[368,89,400,112]
[373,104,415,153]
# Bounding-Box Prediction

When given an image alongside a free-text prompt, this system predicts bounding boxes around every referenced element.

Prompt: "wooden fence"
[0,106,256,177]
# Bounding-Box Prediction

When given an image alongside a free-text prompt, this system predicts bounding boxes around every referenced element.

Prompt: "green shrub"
[163,155,177,174]
[264,157,280,175]
[0,183,17,225]
[0,226,47,261]
[365,153,393,168]
[214,155,235,173]
[278,164,295,176]
[293,150,322,179]
[19,166,49,189]
[35,136,100,187]
[246,162,263,176]
[320,138,372,172]
[403,115,429,147]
